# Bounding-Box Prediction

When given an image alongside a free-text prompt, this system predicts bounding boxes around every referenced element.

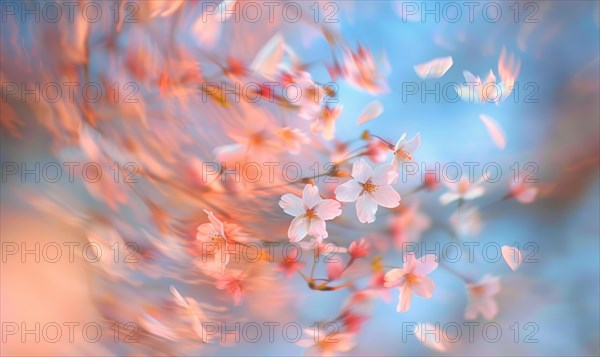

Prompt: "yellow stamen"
[361,179,377,194]
[304,208,319,222]
[210,233,226,244]
[395,149,412,161]
[404,273,421,287]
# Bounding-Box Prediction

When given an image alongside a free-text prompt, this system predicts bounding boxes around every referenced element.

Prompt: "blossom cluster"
[1,1,543,355]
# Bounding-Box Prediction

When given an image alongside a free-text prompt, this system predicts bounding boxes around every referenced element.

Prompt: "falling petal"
[501,246,523,271]
[479,114,507,149]
[413,56,453,79]
[192,0,237,48]
[250,32,285,79]
[357,100,384,124]
[170,285,190,308]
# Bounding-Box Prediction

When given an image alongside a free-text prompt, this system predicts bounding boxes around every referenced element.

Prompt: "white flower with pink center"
[279,184,342,242]
[334,159,401,224]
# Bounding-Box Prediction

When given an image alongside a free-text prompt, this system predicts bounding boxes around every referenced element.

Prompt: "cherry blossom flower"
[465,275,501,320]
[196,210,229,273]
[296,325,356,356]
[339,310,369,334]
[439,176,486,205]
[279,184,342,242]
[389,202,431,249]
[312,105,343,141]
[450,206,482,237]
[391,133,420,172]
[275,247,305,278]
[289,70,326,120]
[348,238,371,259]
[335,159,401,223]
[327,260,345,280]
[276,127,309,155]
[214,111,280,164]
[423,172,441,191]
[365,139,390,163]
[508,179,538,204]
[214,273,244,306]
[341,45,390,94]
[384,253,438,312]
[367,272,391,302]
[169,285,211,342]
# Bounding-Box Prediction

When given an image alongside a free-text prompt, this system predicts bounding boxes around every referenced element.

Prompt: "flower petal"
[501,245,522,271]
[302,184,322,209]
[351,158,373,183]
[371,185,401,208]
[384,269,406,287]
[413,57,453,79]
[403,253,417,272]
[288,216,309,242]
[397,284,412,312]
[372,164,397,186]
[357,100,384,124]
[279,193,304,216]
[411,275,435,298]
[464,186,485,200]
[413,254,438,275]
[314,199,342,220]
[196,223,214,242]
[327,260,345,280]
[439,192,460,205]
[394,133,407,151]
[204,209,225,236]
[308,219,328,240]
[356,194,378,223]
[334,179,362,202]
[479,275,501,296]
[403,132,421,153]
[515,187,538,204]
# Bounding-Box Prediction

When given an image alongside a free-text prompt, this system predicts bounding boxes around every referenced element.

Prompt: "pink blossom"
[311,105,343,141]
[196,210,229,273]
[276,127,310,155]
[449,206,482,237]
[296,325,356,356]
[508,179,538,204]
[214,273,243,306]
[327,260,345,280]
[465,275,501,320]
[391,132,420,172]
[389,202,431,249]
[423,171,441,191]
[384,253,438,312]
[279,184,342,242]
[365,139,390,163]
[275,248,305,278]
[340,45,389,94]
[335,159,401,223]
[439,176,486,205]
[348,238,371,259]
